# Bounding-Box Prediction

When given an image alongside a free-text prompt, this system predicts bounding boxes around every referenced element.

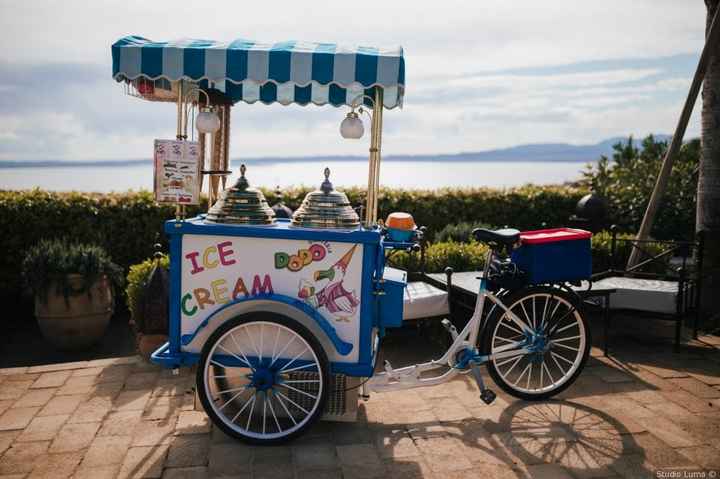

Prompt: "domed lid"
[291,168,360,229]
[205,165,276,225]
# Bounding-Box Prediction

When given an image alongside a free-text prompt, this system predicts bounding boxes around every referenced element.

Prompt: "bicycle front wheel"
[197,314,329,445]
[482,286,590,400]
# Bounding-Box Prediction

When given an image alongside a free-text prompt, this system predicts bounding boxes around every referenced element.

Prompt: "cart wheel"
[197,314,329,445]
[482,286,590,400]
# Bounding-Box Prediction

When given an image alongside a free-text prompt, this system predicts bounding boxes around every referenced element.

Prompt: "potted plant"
[22,239,123,350]
[126,251,170,359]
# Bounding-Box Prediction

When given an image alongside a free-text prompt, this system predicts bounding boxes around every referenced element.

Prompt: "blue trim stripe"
[226,39,253,80]
[166,217,381,245]
[364,87,376,107]
[112,35,404,109]
[294,84,312,104]
[358,243,377,367]
[151,341,375,376]
[328,83,345,106]
[140,43,164,79]
[169,233,182,355]
[355,46,378,86]
[184,40,210,80]
[259,82,276,103]
[224,81,243,101]
[111,45,120,78]
[311,43,336,84]
[269,41,295,83]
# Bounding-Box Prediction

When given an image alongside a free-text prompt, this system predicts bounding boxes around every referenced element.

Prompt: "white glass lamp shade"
[196,110,221,134]
[340,112,364,139]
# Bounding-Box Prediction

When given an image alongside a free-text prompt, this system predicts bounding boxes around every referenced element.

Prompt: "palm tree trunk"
[698,0,720,318]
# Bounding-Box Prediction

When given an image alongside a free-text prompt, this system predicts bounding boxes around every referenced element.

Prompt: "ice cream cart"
[112,36,592,445]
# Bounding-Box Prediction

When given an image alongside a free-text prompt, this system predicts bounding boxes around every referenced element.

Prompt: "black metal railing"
[598,225,707,339]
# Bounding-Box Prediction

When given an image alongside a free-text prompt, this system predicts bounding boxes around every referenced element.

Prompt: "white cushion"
[403,281,449,320]
[593,276,684,314]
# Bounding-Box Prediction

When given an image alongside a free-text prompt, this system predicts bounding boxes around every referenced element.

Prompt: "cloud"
[0,52,703,161]
[0,1,707,71]
[0,0,709,160]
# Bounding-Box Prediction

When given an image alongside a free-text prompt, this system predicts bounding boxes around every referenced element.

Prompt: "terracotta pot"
[138,334,168,361]
[35,274,113,350]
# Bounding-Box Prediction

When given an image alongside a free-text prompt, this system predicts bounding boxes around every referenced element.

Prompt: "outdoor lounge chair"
[591,226,705,352]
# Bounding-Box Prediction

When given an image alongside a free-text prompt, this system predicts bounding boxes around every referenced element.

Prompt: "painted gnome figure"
[299,245,360,321]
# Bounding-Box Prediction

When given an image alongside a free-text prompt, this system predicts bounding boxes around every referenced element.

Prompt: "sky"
[0,0,710,161]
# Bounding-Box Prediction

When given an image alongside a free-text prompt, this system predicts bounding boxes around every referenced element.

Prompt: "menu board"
[153,140,201,204]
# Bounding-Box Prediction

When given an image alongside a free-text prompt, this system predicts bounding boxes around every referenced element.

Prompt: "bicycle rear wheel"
[482,286,590,400]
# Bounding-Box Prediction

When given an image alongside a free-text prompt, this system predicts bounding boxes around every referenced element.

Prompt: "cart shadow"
[359,399,645,478]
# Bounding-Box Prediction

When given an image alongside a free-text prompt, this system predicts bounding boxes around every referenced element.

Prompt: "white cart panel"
[179,234,364,363]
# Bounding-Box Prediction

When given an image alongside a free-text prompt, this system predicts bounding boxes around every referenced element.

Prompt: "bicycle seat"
[472,228,521,246]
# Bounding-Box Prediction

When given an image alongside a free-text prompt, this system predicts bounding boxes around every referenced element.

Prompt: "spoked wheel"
[483,286,590,400]
[197,314,329,445]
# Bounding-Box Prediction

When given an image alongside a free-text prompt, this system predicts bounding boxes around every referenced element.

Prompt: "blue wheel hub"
[524,327,549,364]
[248,366,277,392]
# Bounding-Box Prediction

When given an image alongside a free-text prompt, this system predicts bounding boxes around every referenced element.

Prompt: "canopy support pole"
[176,81,184,140]
[366,89,384,227]
[222,105,231,191]
[174,81,185,224]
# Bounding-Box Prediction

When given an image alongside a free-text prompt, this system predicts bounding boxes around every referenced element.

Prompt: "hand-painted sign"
[180,234,363,363]
[274,243,328,272]
[298,245,360,323]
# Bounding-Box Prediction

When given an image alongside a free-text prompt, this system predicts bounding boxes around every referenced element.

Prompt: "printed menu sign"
[153,140,201,204]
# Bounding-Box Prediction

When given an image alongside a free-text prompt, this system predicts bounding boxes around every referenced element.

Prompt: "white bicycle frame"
[366,248,535,393]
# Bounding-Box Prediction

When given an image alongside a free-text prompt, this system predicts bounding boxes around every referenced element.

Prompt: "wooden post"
[627,5,720,268]
[698,0,720,319]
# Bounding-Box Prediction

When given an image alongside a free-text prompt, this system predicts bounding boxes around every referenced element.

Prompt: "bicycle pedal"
[480,389,496,405]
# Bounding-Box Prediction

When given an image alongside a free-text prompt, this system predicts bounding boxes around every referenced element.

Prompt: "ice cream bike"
[112,36,593,444]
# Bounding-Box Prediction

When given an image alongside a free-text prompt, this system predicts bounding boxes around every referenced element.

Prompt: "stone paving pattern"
[1,334,719,478]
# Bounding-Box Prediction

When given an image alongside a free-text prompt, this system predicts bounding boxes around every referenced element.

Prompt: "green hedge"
[0,189,197,303]
[0,185,583,302]
[386,233,647,275]
[581,136,699,240]
[590,229,668,275]
[434,221,498,243]
[126,254,169,332]
[387,241,490,273]
[119,233,656,294]
[305,184,584,239]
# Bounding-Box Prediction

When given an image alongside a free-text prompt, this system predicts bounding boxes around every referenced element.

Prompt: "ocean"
[0,160,590,192]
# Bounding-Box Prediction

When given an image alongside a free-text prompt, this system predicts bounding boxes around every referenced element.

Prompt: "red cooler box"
[511,228,592,284]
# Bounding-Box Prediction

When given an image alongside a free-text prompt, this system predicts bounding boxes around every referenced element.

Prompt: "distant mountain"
[236,135,673,165]
[0,135,673,168]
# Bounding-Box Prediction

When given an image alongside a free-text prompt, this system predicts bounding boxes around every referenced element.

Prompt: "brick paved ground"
[0,330,719,478]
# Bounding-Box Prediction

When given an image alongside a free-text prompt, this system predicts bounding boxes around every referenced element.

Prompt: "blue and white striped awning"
[112,36,405,109]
